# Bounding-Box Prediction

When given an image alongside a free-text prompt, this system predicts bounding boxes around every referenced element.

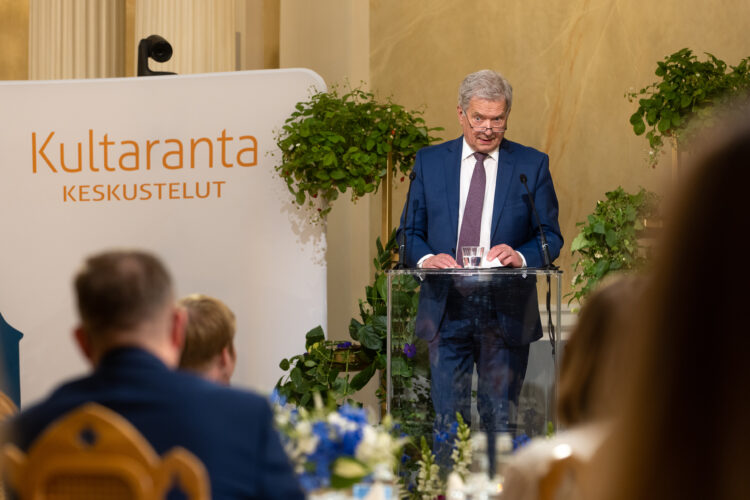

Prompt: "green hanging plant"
[273,86,442,219]
[627,48,750,167]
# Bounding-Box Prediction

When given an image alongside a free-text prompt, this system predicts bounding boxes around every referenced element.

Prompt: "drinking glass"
[461,246,484,268]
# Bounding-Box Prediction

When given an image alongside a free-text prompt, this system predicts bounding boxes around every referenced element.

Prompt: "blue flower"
[449,421,459,434]
[403,343,417,359]
[513,433,531,450]
[434,429,451,444]
[269,388,287,406]
[339,404,368,425]
[341,428,363,456]
[336,341,353,349]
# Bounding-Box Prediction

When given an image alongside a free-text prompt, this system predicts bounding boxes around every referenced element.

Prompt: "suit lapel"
[491,139,515,241]
[444,138,463,246]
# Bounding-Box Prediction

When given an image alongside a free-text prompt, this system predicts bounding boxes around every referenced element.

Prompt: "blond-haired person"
[179,294,236,385]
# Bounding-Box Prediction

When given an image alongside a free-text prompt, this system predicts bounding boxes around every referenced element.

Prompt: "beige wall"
[370,0,750,294]
[280,0,375,344]
[0,0,29,80]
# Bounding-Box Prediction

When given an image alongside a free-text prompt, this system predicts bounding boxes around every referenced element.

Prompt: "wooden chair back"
[0,390,18,500]
[0,392,17,422]
[1,403,210,499]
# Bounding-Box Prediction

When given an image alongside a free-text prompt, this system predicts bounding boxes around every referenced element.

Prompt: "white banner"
[0,69,327,405]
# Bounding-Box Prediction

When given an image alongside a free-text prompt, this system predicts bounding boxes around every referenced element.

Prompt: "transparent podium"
[385,268,563,488]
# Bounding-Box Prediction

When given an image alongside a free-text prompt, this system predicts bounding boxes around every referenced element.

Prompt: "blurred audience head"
[178,294,236,385]
[557,275,641,427]
[598,98,750,500]
[73,249,185,367]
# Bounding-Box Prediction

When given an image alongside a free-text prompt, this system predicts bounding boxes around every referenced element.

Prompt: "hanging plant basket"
[273,86,442,220]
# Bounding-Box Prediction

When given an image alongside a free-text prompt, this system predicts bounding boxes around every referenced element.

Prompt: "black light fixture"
[137,35,177,76]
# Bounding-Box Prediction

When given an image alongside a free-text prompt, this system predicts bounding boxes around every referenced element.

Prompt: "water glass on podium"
[461,246,484,268]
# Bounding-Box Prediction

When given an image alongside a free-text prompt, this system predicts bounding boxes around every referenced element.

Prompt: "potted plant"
[275,230,423,411]
[627,48,750,167]
[568,187,659,304]
[273,86,442,219]
[276,326,372,408]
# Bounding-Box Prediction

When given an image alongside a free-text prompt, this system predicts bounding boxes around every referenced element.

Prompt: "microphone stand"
[519,174,558,361]
[395,171,417,269]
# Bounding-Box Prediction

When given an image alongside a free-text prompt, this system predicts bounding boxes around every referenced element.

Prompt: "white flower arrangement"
[272,392,406,493]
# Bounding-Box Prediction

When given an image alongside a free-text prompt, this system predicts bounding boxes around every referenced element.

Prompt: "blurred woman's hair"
[557,275,641,427]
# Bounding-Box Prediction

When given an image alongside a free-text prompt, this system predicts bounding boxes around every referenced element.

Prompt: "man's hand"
[487,244,522,268]
[422,253,461,269]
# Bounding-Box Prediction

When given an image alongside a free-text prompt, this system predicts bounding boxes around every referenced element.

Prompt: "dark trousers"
[428,283,530,464]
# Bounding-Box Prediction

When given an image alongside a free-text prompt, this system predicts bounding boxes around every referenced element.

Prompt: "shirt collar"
[461,137,499,163]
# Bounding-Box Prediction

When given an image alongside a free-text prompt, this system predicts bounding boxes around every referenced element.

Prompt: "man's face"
[457,97,509,153]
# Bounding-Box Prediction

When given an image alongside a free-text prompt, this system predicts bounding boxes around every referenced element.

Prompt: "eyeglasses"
[464,110,507,133]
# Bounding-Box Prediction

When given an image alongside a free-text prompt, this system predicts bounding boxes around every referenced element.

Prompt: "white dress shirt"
[417,138,526,268]
[456,139,498,266]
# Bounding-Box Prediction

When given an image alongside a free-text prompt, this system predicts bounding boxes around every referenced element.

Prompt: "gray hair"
[458,69,513,111]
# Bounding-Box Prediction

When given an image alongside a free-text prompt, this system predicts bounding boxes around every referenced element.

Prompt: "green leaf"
[331,457,370,489]
[375,273,388,301]
[350,363,376,390]
[305,325,326,348]
[290,367,303,389]
[392,356,412,377]
[348,318,363,340]
[632,119,646,135]
[604,229,618,248]
[657,117,671,133]
[300,392,311,407]
[593,259,610,278]
[358,324,382,350]
[330,169,347,180]
[570,232,590,252]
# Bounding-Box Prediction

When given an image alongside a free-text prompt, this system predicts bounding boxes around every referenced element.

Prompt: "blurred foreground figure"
[502,276,641,500]
[594,100,750,500]
[3,249,304,499]
[179,294,237,385]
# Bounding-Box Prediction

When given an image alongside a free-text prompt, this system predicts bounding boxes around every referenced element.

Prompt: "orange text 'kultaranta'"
[33,129,257,173]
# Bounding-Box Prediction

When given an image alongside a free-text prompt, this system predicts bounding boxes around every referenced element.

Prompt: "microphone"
[396,171,418,269]
[519,173,555,269]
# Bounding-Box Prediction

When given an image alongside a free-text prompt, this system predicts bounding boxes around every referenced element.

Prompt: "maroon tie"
[457,152,487,263]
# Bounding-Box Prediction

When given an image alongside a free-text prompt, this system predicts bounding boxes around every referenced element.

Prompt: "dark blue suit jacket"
[398,137,563,345]
[4,348,304,500]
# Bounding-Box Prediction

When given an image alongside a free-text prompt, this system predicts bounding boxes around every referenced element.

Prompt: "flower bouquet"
[272,392,406,496]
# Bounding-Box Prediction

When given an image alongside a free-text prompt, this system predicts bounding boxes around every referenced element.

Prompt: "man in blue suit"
[398,70,563,450]
[4,250,304,499]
